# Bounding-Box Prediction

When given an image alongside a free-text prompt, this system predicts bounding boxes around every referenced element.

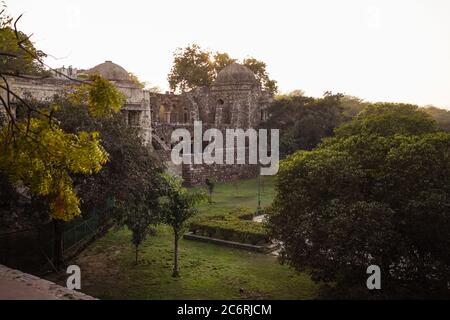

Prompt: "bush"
[190,208,269,245]
[269,104,450,298]
[229,207,255,220]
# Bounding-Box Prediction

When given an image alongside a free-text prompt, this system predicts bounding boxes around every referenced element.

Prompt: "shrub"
[190,208,269,245]
[229,207,255,220]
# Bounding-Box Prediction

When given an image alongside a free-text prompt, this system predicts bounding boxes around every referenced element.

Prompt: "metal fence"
[63,210,102,254]
[0,204,112,276]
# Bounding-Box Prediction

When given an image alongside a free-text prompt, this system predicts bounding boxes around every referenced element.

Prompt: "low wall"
[182,163,259,186]
[0,264,96,300]
[183,232,279,253]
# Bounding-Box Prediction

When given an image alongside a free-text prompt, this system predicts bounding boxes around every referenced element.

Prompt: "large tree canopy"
[0,8,125,222]
[269,104,450,298]
[262,92,344,157]
[167,44,277,94]
[423,105,450,132]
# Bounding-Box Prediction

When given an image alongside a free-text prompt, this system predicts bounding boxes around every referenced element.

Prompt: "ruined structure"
[3,61,272,185]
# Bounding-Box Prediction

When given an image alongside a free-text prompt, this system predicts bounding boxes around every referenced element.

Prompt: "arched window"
[218,99,230,125]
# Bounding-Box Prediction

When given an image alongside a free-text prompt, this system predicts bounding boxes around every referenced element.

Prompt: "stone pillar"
[141,90,152,147]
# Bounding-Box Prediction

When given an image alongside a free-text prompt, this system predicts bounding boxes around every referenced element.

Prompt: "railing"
[0,202,112,275]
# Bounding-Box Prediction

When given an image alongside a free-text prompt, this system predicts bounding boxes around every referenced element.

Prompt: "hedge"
[189,208,269,246]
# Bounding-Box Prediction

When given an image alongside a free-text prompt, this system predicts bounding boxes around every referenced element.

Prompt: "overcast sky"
[7,0,450,109]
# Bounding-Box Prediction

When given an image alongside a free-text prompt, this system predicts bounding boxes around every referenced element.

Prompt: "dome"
[214,63,257,85]
[86,60,133,83]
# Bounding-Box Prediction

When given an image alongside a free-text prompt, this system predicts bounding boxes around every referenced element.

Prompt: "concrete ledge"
[183,232,279,253]
[0,264,96,300]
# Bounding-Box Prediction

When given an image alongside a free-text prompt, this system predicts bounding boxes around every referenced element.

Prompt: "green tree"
[205,177,216,204]
[268,104,450,298]
[242,57,278,94]
[339,95,369,120]
[128,72,145,89]
[167,44,213,92]
[0,8,126,268]
[334,102,436,138]
[263,92,344,157]
[160,174,206,277]
[167,44,277,93]
[53,96,165,264]
[423,105,450,132]
[0,6,48,76]
[124,204,160,265]
[212,52,236,75]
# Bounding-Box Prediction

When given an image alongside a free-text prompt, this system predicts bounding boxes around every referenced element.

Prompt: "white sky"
[7,0,450,109]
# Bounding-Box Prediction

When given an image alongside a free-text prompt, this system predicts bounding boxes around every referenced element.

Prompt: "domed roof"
[86,60,133,83]
[214,63,257,85]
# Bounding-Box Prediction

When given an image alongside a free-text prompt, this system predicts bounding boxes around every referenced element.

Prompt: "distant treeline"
[262,92,450,157]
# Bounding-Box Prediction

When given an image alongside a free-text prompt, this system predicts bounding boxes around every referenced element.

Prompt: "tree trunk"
[53,220,64,270]
[172,231,180,277]
[135,244,139,265]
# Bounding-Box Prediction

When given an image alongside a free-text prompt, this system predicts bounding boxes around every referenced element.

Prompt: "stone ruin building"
[2,61,272,185]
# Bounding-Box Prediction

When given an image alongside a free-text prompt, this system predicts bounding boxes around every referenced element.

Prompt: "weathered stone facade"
[2,61,272,186]
[150,63,272,185]
[4,61,152,146]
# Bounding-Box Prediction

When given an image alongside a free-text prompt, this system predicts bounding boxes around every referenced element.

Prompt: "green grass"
[56,177,319,300]
[72,225,318,300]
[195,176,276,217]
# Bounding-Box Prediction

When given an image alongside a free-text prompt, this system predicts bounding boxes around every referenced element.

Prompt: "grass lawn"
[195,176,276,217]
[53,177,319,300]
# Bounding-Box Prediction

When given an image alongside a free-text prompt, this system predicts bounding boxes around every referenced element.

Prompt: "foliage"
[423,105,450,132]
[212,52,236,75]
[0,74,125,222]
[263,92,344,157]
[0,7,126,223]
[0,6,48,76]
[160,174,206,276]
[229,207,255,220]
[167,44,213,92]
[160,174,206,233]
[128,72,145,89]
[190,207,268,246]
[242,57,278,94]
[334,103,437,138]
[268,104,450,298]
[205,177,216,204]
[0,111,108,221]
[69,74,125,118]
[339,95,369,120]
[167,43,277,93]
[53,96,166,262]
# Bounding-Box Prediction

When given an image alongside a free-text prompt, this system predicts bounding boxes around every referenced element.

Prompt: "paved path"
[253,214,267,223]
[0,264,96,300]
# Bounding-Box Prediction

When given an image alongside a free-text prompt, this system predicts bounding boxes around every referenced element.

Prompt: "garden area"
[49,177,319,300]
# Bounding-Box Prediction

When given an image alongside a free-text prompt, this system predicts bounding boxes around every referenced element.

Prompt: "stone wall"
[4,76,153,146]
[182,162,259,186]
